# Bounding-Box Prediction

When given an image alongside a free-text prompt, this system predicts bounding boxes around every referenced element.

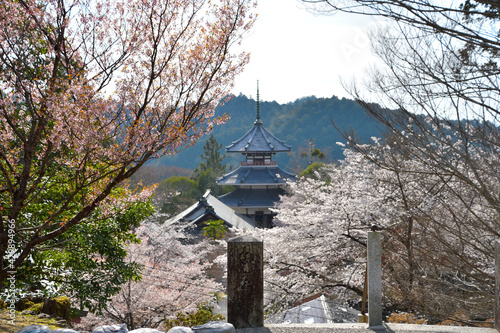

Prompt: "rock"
[21,309,38,315]
[128,329,164,333]
[15,324,50,333]
[57,319,69,326]
[166,327,192,333]
[42,297,71,324]
[16,299,35,311]
[38,313,51,319]
[92,323,128,333]
[48,329,80,333]
[192,322,234,333]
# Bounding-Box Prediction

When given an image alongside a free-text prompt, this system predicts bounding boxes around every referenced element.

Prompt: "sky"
[231,0,381,104]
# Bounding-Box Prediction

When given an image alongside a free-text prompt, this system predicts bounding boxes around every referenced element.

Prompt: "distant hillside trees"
[155,177,200,217]
[192,134,233,197]
[131,165,192,187]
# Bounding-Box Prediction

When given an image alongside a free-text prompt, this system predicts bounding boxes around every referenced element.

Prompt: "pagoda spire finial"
[255,80,262,124]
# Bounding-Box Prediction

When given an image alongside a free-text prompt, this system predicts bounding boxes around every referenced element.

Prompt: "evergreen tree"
[193,134,228,178]
[192,134,230,196]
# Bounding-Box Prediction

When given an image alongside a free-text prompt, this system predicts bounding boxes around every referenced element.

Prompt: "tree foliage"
[298,162,329,180]
[0,0,255,289]
[155,176,200,217]
[31,200,154,312]
[311,148,326,160]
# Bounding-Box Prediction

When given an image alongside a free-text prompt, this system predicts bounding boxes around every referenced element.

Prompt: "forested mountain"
[157,94,382,172]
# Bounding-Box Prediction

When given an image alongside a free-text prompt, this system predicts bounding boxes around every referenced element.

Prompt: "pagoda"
[217,85,296,227]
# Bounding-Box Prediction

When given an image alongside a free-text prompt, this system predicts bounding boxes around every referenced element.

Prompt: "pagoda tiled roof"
[226,122,291,153]
[217,166,296,186]
[218,187,285,208]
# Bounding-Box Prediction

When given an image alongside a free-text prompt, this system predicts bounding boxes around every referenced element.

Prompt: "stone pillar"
[495,240,499,332]
[227,235,264,329]
[368,231,383,327]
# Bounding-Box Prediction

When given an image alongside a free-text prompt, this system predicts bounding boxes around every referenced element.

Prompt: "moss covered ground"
[0,309,66,333]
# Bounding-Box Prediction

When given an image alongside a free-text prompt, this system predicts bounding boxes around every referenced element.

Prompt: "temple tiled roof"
[218,187,286,208]
[163,190,255,230]
[226,122,292,153]
[217,166,296,186]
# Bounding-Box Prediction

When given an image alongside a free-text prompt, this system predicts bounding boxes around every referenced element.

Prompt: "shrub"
[164,303,224,330]
[28,303,43,314]
[387,312,426,324]
[202,220,226,240]
[16,299,34,311]
[437,311,469,326]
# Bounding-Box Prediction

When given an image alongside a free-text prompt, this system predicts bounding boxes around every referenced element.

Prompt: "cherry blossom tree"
[297,0,499,322]
[0,0,255,289]
[259,142,497,322]
[256,150,391,312]
[302,0,500,56]
[356,136,497,320]
[75,223,223,331]
[343,3,500,319]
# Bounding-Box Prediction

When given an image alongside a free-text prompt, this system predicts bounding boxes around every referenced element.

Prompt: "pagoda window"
[252,155,267,166]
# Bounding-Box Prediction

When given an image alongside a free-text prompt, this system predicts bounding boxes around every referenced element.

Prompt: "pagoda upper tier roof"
[217,166,296,186]
[218,187,285,208]
[226,121,292,153]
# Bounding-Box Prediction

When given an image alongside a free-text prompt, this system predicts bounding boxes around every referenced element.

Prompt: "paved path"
[236,323,497,333]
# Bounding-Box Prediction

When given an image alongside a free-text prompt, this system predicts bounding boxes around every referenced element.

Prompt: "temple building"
[164,85,295,230]
[216,86,296,227]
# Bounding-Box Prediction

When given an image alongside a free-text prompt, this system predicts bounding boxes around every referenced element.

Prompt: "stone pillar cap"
[228,235,263,243]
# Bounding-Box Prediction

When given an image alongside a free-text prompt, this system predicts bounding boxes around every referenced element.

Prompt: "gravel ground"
[236,323,498,333]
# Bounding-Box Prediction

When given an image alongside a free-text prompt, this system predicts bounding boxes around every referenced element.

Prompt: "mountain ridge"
[156,94,382,172]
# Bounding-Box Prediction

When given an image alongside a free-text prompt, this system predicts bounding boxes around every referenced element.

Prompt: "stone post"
[368,231,383,327]
[227,235,264,329]
[495,240,499,332]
